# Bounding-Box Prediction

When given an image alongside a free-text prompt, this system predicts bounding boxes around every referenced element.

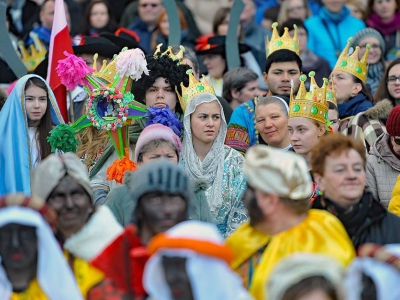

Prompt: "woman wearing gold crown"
[179,71,248,238]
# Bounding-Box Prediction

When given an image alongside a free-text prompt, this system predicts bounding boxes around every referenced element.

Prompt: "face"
[346,3,364,19]
[0,224,37,271]
[25,84,48,127]
[145,77,178,112]
[138,192,187,235]
[290,28,307,53]
[140,143,179,164]
[328,109,340,132]
[296,289,333,300]
[90,3,109,29]
[203,54,226,79]
[330,71,361,103]
[263,61,301,96]
[373,0,397,21]
[47,176,92,238]
[138,0,164,26]
[358,36,382,64]
[40,0,55,29]
[314,149,366,208]
[159,14,169,36]
[387,64,400,101]
[162,256,194,300]
[390,136,400,155]
[190,101,222,146]
[239,0,256,24]
[322,0,346,13]
[233,80,260,103]
[256,103,290,148]
[286,0,307,20]
[288,117,325,156]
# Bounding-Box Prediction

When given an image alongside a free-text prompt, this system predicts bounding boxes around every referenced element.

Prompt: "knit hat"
[350,28,386,54]
[129,159,193,218]
[268,254,345,300]
[386,106,400,137]
[244,145,312,200]
[135,124,182,162]
[31,153,93,202]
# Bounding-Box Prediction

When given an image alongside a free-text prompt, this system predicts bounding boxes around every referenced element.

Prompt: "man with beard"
[226,145,355,300]
[91,159,194,299]
[226,22,302,155]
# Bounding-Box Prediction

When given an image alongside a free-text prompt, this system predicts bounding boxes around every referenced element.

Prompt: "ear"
[263,72,268,85]
[313,173,325,191]
[351,82,362,97]
[317,124,326,137]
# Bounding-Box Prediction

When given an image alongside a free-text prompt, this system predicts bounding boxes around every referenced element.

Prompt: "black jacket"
[312,191,400,249]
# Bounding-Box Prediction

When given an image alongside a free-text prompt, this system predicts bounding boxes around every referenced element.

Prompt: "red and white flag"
[47,0,73,122]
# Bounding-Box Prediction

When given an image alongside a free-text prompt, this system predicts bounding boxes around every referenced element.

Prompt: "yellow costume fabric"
[226,222,271,288]
[250,209,355,300]
[65,251,104,298]
[389,175,400,217]
[10,279,47,300]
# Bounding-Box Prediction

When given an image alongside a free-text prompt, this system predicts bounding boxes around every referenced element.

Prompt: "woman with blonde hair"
[277,0,311,24]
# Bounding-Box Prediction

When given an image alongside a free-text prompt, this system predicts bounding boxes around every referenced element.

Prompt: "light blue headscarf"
[0,74,63,196]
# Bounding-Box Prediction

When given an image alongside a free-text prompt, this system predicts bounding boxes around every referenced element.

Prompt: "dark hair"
[328,101,338,111]
[282,275,339,300]
[137,139,179,163]
[78,0,118,36]
[374,58,400,105]
[280,197,310,215]
[365,0,400,20]
[0,86,7,111]
[311,133,367,176]
[222,67,258,102]
[212,7,231,35]
[353,75,375,102]
[25,77,52,160]
[131,51,190,114]
[279,18,307,35]
[265,49,302,73]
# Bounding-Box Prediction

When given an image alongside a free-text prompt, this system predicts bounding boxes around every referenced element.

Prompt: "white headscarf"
[181,93,227,212]
[0,206,83,300]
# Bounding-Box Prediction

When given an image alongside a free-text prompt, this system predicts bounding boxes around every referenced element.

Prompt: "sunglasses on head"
[393,137,400,146]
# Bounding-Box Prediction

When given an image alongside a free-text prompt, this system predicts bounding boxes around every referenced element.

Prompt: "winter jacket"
[367,133,400,208]
[104,171,215,226]
[338,93,373,120]
[305,6,365,69]
[340,99,392,153]
[389,175,400,216]
[312,191,400,249]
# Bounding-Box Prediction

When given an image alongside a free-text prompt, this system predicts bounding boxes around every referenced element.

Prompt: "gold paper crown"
[333,38,370,83]
[19,34,47,72]
[266,22,299,57]
[289,71,329,124]
[176,70,216,112]
[92,53,118,84]
[326,85,337,107]
[153,44,185,63]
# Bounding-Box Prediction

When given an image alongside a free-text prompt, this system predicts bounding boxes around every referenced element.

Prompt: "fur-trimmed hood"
[364,99,393,120]
[64,205,123,261]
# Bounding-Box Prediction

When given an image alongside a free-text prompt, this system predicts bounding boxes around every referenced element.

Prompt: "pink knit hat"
[135,124,182,162]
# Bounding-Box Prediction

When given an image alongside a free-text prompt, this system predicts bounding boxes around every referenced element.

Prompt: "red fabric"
[195,33,216,51]
[47,0,73,122]
[90,225,149,298]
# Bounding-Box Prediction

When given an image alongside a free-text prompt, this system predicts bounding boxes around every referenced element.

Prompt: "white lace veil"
[181,93,227,212]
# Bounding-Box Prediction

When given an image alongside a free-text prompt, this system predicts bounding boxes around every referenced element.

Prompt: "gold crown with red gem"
[176,70,216,112]
[289,71,329,124]
[266,22,299,57]
[333,37,370,83]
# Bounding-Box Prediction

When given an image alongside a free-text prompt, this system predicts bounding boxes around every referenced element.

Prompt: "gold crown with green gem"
[333,37,370,83]
[176,70,216,112]
[266,22,299,57]
[326,85,337,107]
[289,71,329,124]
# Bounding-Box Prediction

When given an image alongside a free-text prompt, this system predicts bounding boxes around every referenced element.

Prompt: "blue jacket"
[305,6,365,69]
[127,18,156,54]
[338,93,373,119]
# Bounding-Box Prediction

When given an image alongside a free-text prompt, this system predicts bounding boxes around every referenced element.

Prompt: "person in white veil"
[179,75,247,237]
[0,198,83,300]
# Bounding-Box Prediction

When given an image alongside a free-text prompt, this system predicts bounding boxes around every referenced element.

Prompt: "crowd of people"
[1,0,400,299]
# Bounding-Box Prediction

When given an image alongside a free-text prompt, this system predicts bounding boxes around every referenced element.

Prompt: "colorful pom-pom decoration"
[144,105,183,137]
[47,124,80,153]
[106,155,137,184]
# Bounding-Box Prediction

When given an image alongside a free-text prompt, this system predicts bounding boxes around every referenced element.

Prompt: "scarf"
[366,13,400,37]
[181,93,227,212]
[367,62,384,95]
[338,93,373,119]
[320,5,350,24]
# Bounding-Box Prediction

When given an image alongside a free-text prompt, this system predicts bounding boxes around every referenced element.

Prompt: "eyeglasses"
[387,76,400,84]
[140,3,160,8]
[359,44,381,50]
[287,6,305,13]
[393,137,400,146]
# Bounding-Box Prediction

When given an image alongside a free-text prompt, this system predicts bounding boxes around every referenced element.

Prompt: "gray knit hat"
[351,28,386,54]
[128,159,194,218]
